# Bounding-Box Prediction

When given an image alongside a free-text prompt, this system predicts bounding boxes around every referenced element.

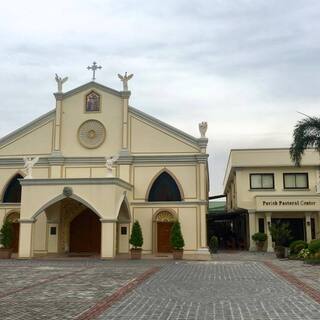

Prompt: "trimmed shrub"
[208,235,218,254]
[129,220,143,248]
[0,220,13,249]
[251,232,267,242]
[269,222,292,247]
[289,240,308,255]
[308,239,320,254]
[170,221,185,250]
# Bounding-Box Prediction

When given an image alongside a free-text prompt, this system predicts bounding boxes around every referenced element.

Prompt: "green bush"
[129,220,143,248]
[0,220,13,249]
[269,221,292,247]
[208,235,218,254]
[170,221,185,250]
[289,240,308,255]
[251,232,267,242]
[308,239,320,254]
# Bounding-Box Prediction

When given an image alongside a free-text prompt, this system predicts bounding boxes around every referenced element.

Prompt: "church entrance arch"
[5,212,20,253]
[69,209,101,254]
[155,211,175,253]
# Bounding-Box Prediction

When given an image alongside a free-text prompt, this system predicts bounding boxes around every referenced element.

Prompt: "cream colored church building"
[0,70,209,259]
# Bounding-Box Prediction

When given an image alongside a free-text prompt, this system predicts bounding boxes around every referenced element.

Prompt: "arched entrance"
[69,209,101,254]
[156,211,175,253]
[5,212,20,253]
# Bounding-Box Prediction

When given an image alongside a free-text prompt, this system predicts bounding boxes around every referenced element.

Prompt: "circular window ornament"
[78,120,106,149]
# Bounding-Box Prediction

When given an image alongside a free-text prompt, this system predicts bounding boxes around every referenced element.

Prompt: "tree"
[129,220,143,249]
[170,221,185,250]
[269,221,292,247]
[0,220,13,249]
[290,116,320,166]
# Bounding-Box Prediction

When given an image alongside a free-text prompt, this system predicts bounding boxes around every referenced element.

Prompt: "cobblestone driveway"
[99,261,320,320]
[0,259,164,320]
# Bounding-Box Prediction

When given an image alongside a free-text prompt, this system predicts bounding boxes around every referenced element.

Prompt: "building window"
[148,172,182,202]
[3,174,23,203]
[250,174,274,189]
[283,173,308,189]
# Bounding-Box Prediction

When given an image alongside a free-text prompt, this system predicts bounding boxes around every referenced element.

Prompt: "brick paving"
[1,254,320,320]
[0,259,166,320]
[99,261,320,320]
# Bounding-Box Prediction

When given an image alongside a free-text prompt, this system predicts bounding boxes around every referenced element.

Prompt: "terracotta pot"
[173,249,183,260]
[256,241,264,252]
[130,248,142,260]
[0,248,13,259]
[275,246,285,259]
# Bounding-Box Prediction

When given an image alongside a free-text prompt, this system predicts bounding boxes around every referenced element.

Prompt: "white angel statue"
[199,121,208,138]
[55,73,68,93]
[23,156,39,179]
[117,72,134,91]
[105,154,119,177]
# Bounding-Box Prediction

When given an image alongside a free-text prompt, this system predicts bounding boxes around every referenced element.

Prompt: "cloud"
[0,0,320,194]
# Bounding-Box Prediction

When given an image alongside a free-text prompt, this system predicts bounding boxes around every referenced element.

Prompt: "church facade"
[0,73,209,258]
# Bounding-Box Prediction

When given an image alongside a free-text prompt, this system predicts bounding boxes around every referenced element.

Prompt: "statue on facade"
[199,121,208,138]
[23,156,39,179]
[118,72,134,91]
[105,154,119,177]
[55,74,68,93]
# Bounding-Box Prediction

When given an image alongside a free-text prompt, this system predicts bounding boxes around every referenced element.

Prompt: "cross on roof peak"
[87,61,102,81]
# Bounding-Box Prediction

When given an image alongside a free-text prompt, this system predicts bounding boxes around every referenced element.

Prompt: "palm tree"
[290,116,320,166]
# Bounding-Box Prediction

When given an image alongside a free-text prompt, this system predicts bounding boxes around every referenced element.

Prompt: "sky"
[0,0,320,195]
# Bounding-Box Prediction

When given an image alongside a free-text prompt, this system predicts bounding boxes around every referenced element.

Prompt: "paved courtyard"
[99,261,320,320]
[0,255,319,320]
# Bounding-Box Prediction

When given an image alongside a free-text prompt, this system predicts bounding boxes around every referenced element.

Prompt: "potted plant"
[208,235,219,254]
[269,222,292,258]
[251,232,267,251]
[170,220,185,260]
[129,220,143,259]
[0,220,13,259]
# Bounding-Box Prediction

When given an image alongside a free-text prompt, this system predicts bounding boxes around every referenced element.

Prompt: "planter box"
[0,248,12,259]
[173,249,183,260]
[130,248,142,260]
[256,242,264,252]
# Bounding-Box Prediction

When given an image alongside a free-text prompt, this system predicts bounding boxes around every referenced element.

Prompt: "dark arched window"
[3,174,23,203]
[148,172,182,201]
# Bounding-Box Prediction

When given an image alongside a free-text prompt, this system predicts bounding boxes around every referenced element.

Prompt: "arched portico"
[116,195,131,254]
[18,177,133,259]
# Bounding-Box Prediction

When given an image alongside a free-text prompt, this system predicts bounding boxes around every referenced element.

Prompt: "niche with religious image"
[85,91,100,112]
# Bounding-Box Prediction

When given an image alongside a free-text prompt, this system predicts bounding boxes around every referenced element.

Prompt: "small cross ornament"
[87,61,102,81]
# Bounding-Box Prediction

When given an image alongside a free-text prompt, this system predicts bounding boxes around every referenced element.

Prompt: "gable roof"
[0,109,55,148]
[129,106,204,149]
[62,81,122,99]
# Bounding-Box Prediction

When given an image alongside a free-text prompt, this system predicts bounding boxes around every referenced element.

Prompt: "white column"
[265,212,274,252]
[53,94,63,152]
[121,92,130,150]
[18,219,34,259]
[200,205,208,249]
[305,212,312,243]
[248,211,256,251]
[100,220,117,259]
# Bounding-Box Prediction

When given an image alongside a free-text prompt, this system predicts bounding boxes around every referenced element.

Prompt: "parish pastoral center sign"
[256,196,320,211]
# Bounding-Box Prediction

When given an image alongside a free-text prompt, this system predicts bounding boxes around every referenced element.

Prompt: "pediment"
[60,81,123,100]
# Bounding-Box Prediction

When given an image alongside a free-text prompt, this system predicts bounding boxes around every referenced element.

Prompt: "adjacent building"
[224,148,320,251]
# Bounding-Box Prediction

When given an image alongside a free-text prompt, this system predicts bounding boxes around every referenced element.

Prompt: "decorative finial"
[55,74,68,93]
[118,72,134,91]
[87,61,102,81]
[105,154,119,177]
[23,156,39,179]
[199,122,208,138]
